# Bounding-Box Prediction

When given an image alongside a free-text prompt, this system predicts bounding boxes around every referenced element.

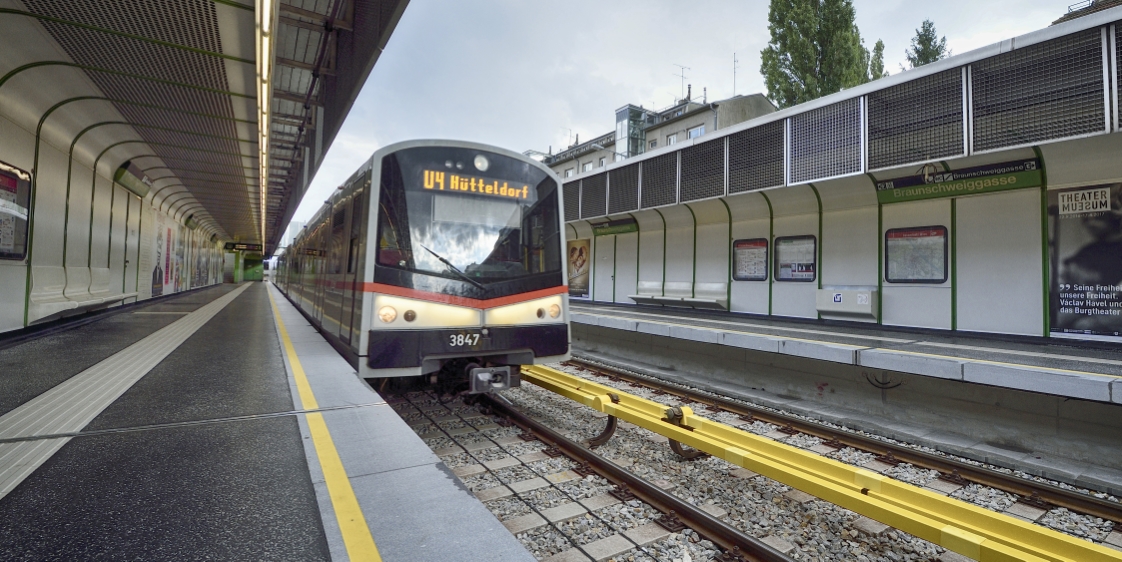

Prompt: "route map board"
[885,226,947,283]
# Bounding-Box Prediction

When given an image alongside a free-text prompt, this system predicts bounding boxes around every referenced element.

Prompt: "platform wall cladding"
[0,110,226,335]
[564,16,1122,341]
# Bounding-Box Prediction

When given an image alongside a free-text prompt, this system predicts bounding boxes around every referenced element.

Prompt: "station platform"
[0,282,531,561]
[570,302,1122,404]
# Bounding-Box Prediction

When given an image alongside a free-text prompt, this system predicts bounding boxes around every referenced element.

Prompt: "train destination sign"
[224,242,262,252]
[422,169,530,200]
[875,159,1042,204]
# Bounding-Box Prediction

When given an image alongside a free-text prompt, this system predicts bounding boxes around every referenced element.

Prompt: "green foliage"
[760,0,870,108]
[869,39,888,79]
[905,19,948,68]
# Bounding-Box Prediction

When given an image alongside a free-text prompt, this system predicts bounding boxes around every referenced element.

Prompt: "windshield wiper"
[419,245,486,290]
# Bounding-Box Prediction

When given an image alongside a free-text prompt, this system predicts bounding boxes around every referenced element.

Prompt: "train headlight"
[484,294,565,326]
[378,306,397,323]
[474,155,489,172]
[548,304,561,318]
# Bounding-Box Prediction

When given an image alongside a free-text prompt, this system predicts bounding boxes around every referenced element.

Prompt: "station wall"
[0,112,226,334]
[567,133,1122,340]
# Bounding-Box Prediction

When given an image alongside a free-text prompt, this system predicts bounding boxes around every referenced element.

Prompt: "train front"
[366,142,569,395]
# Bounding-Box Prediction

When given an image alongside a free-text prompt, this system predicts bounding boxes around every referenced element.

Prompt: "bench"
[89,267,138,305]
[629,280,729,310]
[27,266,78,323]
[627,280,663,306]
[63,266,106,310]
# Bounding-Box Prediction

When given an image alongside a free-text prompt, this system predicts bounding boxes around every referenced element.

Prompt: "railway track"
[562,357,1122,530]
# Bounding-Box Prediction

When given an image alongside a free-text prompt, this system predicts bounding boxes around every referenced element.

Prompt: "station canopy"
[0,0,408,254]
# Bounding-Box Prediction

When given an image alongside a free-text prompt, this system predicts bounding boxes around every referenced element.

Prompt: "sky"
[287,0,1068,229]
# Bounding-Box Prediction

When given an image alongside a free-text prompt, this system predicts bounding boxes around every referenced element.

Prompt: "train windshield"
[375,147,562,293]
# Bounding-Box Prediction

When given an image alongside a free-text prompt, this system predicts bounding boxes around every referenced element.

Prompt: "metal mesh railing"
[640,153,678,208]
[789,98,862,184]
[972,28,1106,151]
[680,139,725,202]
[580,173,608,219]
[728,120,784,193]
[1117,23,1121,131]
[563,181,580,222]
[608,163,640,214]
[868,68,964,170]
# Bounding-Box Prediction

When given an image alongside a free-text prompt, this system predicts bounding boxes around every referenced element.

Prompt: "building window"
[564,168,574,178]
[687,125,705,139]
[582,162,593,172]
[649,140,657,149]
[666,134,677,146]
[598,157,606,168]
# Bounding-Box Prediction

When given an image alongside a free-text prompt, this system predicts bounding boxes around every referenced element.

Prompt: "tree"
[869,39,888,79]
[905,19,948,68]
[760,0,870,108]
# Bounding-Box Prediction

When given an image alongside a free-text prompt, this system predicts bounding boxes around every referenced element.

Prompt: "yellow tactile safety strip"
[522,364,1122,562]
[587,312,1122,380]
[268,290,383,562]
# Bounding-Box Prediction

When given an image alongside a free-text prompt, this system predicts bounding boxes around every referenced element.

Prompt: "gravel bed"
[882,463,941,486]
[517,523,573,559]
[592,501,662,531]
[950,483,1018,511]
[485,497,534,521]
[440,452,476,468]
[519,487,571,509]
[556,513,618,546]
[461,472,501,492]
[422,435,455,449]
[1038,507,1115,541]
[557,475,615,500]
[492,464,538,483]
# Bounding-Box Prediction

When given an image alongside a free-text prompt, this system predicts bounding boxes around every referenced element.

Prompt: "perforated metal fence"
[640,153,678,208]
[972,28,1106,152]
[563,181,580,222]
[789,98,862,184]
[608,163,640,214]
[868,69,965,170]
[728,120,784,193]
[679,139,725,202]
[580,173,608,219]
[1116,23,1121,131]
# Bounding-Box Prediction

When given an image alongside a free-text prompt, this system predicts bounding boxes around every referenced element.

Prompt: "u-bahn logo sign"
[874,159,1042,204]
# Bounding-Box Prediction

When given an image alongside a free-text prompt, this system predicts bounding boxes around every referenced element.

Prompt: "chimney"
[575,133,579,145]
[687,84,692,101]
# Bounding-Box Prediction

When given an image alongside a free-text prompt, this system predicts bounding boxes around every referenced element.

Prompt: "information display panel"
[732,238,768,281]
[885,226,948,284]
[0,160,31,261]
[774,235,816,282]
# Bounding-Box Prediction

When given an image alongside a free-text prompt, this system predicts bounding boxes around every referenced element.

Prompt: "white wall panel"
[881,198,952,329]
[123,194,140,297]
[660,205,695,285]
[821,207,877,286]
[63,161,94,268]
[593,234,615,302]
[956,189,1043,336]
[31,146,69,267]
[614,231,638,303]
[771,213,819,318]
[727,193,771,314]
[107,184,128,295]
[88,174,111,268]
[634,211,664,289]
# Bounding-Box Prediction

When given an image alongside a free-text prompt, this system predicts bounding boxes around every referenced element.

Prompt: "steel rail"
[568,358,1122,527]
[481,394,794,562]
[523,364,1122,562]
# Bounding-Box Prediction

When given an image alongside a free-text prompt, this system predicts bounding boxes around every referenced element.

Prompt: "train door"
[323,204,346,336]
[342,187,365,350]
[312,227,327,324]
[593,235,614,302]
[614,230,638,303]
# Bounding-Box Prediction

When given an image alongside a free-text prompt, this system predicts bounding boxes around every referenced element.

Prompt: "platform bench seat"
[627,280,663,306]
[63,266,108,310]
[88,267,137,305]
[28,265,79,323]
[683,282,728,310]
[652,281,694,307]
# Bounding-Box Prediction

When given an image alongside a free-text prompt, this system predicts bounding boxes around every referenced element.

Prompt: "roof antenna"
[672,64,690,101]
[733,52,739,96]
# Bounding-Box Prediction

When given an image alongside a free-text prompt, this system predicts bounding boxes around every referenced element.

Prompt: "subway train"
[276,140,570,395]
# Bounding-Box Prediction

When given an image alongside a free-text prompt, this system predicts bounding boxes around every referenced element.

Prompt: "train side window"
[885,225,948,284]
[773,235,816,282]
[732,238,768,281]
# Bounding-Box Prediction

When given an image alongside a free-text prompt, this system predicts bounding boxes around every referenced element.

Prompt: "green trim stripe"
[653,208,667,296]
[1032,146,1049,337]
[718,198,733,307]
[760,192,774,316]
[0,61,256,99]
[683,203,698,298]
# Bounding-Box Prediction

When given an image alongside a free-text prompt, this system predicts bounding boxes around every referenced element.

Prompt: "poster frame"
[773,235,817,283]
[884,225,949,284]
[732,238,769,282]
[0,160,32,261]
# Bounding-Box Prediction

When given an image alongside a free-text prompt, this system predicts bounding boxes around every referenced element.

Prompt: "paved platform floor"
[0,282,532,561]
[571,302,1122,404]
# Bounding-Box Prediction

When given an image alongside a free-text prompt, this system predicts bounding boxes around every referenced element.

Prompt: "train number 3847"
[449,333,481,347]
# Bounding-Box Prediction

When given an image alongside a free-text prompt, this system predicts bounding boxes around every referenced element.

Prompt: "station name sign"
[875,159,1042,204]
[591,217,638,236]
[421,170,530,200]
[224,242,262,252]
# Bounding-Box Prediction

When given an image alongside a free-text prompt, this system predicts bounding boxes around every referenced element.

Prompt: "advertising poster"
[885,226,947,283]
[733,239,768,281]
[567,238,590,297]
[1048,184,1122,338]
[0,161,31,261]
[774,236,816,281]
[151,211,165,296]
